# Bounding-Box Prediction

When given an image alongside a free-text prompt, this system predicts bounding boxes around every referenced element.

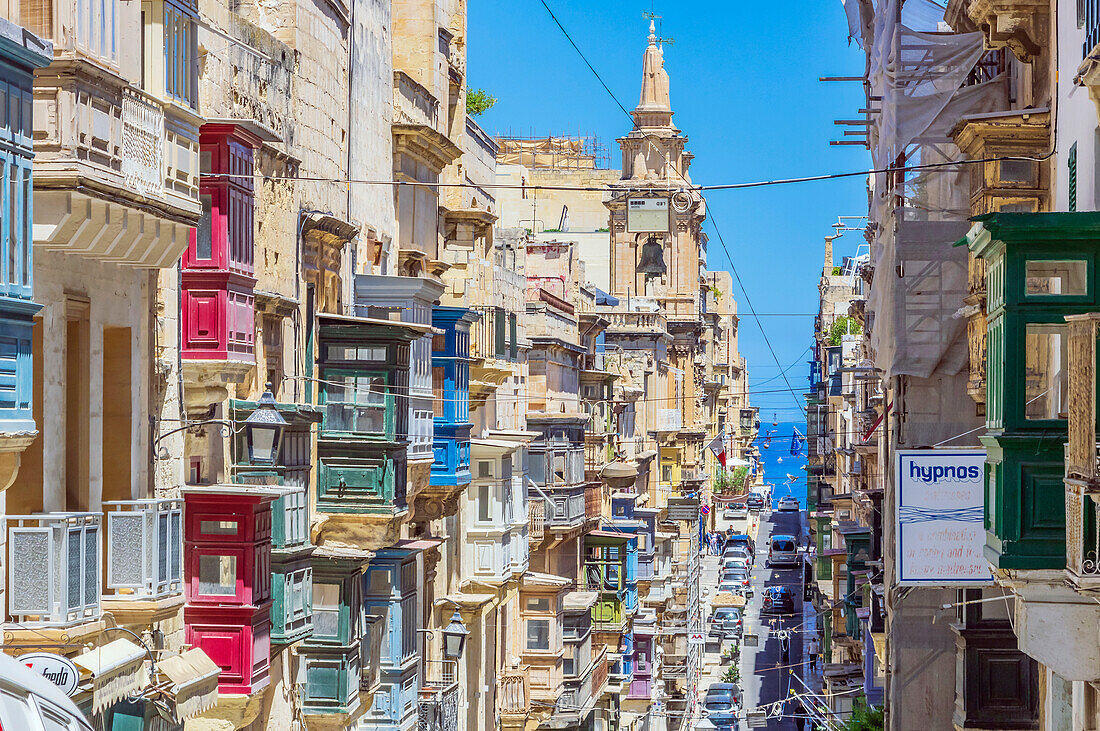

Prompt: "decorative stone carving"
[967,0,1049,62]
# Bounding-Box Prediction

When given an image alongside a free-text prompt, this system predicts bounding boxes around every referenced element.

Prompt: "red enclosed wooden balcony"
[182,123,263,363]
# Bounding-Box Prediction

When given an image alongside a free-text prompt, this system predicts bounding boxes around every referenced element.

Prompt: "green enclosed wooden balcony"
[966,212,1100,570]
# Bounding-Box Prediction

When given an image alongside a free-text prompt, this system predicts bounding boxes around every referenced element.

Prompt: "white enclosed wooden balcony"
[103,498,183,600]
[33,71,201,268]
[6,512,101,626]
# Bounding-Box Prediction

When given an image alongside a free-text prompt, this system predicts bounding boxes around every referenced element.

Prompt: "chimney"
[823,235,836,277]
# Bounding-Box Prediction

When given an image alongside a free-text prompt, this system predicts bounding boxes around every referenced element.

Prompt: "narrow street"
[702,505,809,730]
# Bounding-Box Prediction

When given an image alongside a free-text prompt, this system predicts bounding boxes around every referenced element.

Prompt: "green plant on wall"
[466,87,497,116]
[720,663,740,684]
[840,698,884,731]
[713,466,749,494]
[709,285,722,301]
[828,315,862,346]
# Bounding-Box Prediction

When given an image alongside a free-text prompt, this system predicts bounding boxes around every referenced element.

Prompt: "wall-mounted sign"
[19,652,80,696]
[667,497,700,521]
[626,197,670,233]
[896,449,993,585]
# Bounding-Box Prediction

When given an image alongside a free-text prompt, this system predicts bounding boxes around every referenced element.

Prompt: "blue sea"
[752,420,808,509]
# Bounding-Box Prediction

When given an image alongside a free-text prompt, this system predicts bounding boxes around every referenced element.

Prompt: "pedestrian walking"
[808,636,821,673]
[791,699,807,731]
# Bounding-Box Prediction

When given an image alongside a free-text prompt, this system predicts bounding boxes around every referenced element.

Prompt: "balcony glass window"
[327,345,387,361]
[313,582,340,639]
[322,371,390,434]
[164,0,198,108]
[433,366,445,413]
[200,520,237,535]
[195,195,213,260]
[77,0,118,62]
[478,484,491,522]
[998,159,1036,185]
[527,619,550,650]
[1024,324,1068,420]
[400,594,417,660]
[526,597,550,612]
[198,554,236,595]
[1024,260,1088,297]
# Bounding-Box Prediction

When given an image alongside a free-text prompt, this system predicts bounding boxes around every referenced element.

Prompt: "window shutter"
[1070,142,1079,213]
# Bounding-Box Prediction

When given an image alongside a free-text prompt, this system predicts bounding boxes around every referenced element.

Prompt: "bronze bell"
[637,235,667,276]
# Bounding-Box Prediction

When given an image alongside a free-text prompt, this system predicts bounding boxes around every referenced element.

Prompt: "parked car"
[703,682,742,726]
[709,607,744,638]
[717,579,745,596]
[722,568,753,597]
[0,652,94,731]
[767,534,800,567]
[745,493,766,511]
[723,503,748,520]
[721,556,750,573]
[723,545,752,563]
[727,533,755,556]
[761,586,796,615]
[778,496,800,512]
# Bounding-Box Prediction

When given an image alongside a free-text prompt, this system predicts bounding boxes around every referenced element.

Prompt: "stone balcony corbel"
[997,569,1100,682]
[407,477,470,524]
[966,0,1049,62]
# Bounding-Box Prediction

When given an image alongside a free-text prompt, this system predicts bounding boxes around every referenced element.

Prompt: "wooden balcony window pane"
[1025,324,1068,420]
[527,619,550,650]
[1025,260,1088,296]
[198,554,236,595]
[195,195,213,259]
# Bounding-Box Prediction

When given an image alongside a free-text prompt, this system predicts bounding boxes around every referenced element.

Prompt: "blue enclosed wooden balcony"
[429,306,477,489]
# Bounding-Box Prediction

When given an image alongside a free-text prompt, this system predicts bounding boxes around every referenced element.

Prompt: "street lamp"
[244,384,287,465]
[441,610,469,660]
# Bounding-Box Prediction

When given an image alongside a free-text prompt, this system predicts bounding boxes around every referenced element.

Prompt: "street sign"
[19,652,80,696]
[743,633,759,647]
[700,505,710,515]
[745,710,767,728]
[688,632,706,645]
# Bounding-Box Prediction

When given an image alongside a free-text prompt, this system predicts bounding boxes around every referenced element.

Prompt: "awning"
[73,639,149,714]
[726,457,750,467]
[158,648,220,721]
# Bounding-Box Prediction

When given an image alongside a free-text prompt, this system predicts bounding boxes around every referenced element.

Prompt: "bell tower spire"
[633,18,673,129]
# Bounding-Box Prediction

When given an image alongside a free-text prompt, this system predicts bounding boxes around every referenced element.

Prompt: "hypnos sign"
[896,449,993,586]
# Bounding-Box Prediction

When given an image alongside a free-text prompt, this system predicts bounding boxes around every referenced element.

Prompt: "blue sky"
[467,0,868,421]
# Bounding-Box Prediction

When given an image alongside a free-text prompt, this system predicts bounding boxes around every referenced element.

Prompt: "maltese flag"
[706,430,727,468]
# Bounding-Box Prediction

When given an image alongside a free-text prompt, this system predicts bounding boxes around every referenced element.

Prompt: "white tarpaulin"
[860,0,1010,378]
[896,449,994,585]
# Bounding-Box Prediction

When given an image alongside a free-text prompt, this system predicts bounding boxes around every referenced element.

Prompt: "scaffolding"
[495,133,612,170]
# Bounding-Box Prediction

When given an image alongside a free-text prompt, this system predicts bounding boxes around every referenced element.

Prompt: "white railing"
[7,513,102,626]
[121,89,165,198]
[104,499,183,599]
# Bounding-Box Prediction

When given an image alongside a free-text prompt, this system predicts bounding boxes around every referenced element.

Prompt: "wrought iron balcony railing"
[7,512,101,626]
[104,498,183,600]
[419,661,460,731]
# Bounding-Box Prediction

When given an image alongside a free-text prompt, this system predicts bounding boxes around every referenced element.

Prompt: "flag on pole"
[706,429,727,467]
[790,427,806,456]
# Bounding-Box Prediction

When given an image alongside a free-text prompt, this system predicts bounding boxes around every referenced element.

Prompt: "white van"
[767,534,799,567]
